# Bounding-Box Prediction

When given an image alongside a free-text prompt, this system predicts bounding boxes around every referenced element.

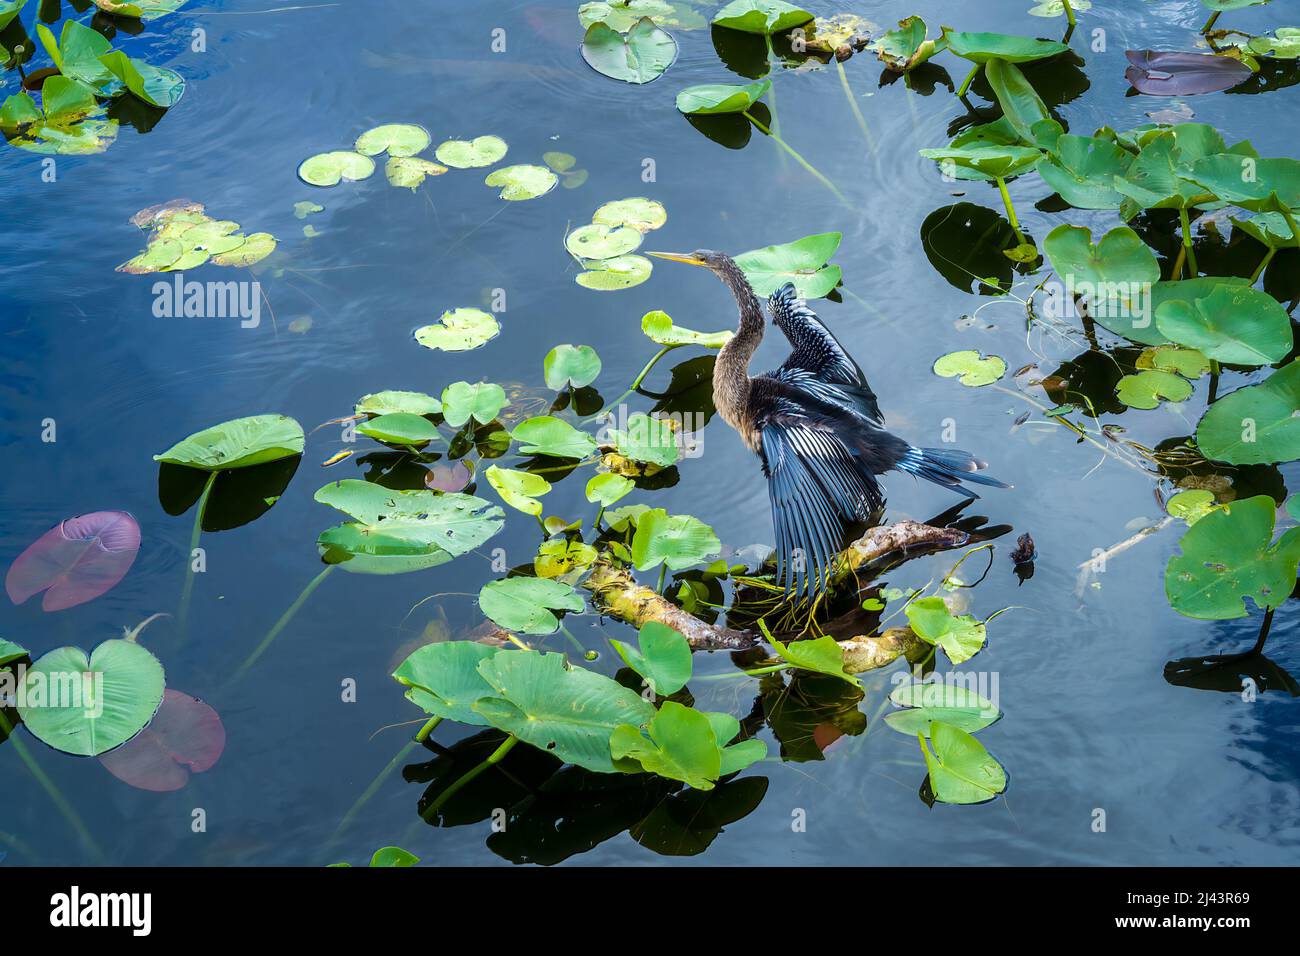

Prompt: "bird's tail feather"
[898,446,1010,497]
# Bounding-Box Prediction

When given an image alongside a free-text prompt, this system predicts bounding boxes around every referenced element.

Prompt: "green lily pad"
[933,350,1006,387]
[1039,134,1134,209]
[582,18,678,85]
[209,233,277,267]
[154,414,304,471]
[1246,28,1300,59]
[984,58,1051,145]
[91,0,189,18]
[98,50,185,108]
[613,412,678,467]
[1137,345,1211,379]
[611,701,724,788]
[875,15,946,72]
[355,123,431,158]
[355,390,442,418]
[940,28,1069,63]
[512,416,598,459]
[485,465,551,516]
[906,597,987,664]
[1042,224,1161,338]
[415,308,500,352]
[592,197,667,232]
[711,0,812,34]
[37,20,114,87]
[298,151,376,187]
[1232,211,1295,250]
[1165,495,1300,620]
[575,254,653,290]
[641,310,732,347]
[675,79,770,115]
[0,639,28,667]
[768,634,858,685]
[356,412,439,448]
[586,472,635,506]
[734,232,841,297]
[544,344,602,390]
[610,621,692,696]
[1,77,119,156]
[440,381,506,427]
[18,639,165,757]
[385,156,447,190]
[1113,134,1215,216]
[578,0,676,31]
[919,722,1007,804]
[1028,0,1092,15]
[473,650,655,771]
[1196,361,1300,465]
[1167,489,1219,525]
[392,641,502,726]
[1116,369,1194,409]
[885,682,1000,736]
[1155,284,1292,366]
[919,144,1043,181]
[631,508,719,571]
[478,578,585,635]
[534,539,598,581]
[566,223,643,260]
[434,135,508,168]
[1187,155,1300,214]
[484,164,558,201]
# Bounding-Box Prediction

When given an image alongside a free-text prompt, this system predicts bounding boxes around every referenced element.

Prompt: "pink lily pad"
[100,689,226,792]
[425,460,472,492]
[6,511,141,611]
[1124,50,1253,96]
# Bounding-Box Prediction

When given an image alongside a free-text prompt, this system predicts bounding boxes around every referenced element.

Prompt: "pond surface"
[3,0,1300,866]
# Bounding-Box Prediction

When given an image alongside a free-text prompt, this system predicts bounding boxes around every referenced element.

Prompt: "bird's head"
[646,249,730,272]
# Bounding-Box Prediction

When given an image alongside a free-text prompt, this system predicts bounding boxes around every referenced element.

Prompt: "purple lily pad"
[425,460,472,493]
[100,689,226,792]
[1124,50,1253,96]
[6,511,141,611]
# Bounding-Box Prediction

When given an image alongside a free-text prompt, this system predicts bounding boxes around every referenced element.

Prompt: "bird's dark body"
[659,249,1008,596]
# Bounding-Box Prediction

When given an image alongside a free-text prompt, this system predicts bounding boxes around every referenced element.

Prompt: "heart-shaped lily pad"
[485,465,551,516]
[543,344,602,390]
[566,223,643,260]
[1116,369,1193,409]
[575,254,653,290]
[1196,361,1300,465]
[355,123,431,157]
[478,577,585,634]
[582,17,678,85]
[885,681,1000,736]
[440,381,507,427]
[155,414,304,471]
[355,412,440,448]
[435,135,508,168]
[355,390,442,417]
[393,641,502,726]
[675,79,770,115]
[512,416,598,459]
[298,150,376,187]
[631,509,719,571]
[415,308,500,352]
[592,197,667,232]
[919,721,1007,804]
[933,350,1007,387]
[99,689,225,792]
[6,511,141,612]
[484,164,558,201]
[734,232,841,298]
[385,156,447,190]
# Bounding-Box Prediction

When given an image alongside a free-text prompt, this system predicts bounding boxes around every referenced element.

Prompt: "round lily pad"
[434,135,508,168]
[297,151,376,187]
[933,350,1007,386]
[575,254,653,290]
[581,18,678,85]
[479,577,585,635]
[543,344,602,390]
[209,233,277,267]
[99,689,225,792]
[414,308,500,352]
[154,414,304,471]
[385,156,447,190]
[355,123,431,157]
[440,381,507,428]
[1115,369,1193,409]
[592,197,667,232]
[356,412,440,448]
[484,164,558,201]
[565,223,642,259]
[355,390,442,417]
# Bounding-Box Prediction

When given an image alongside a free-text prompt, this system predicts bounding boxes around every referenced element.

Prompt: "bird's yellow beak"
[647,251,706,266]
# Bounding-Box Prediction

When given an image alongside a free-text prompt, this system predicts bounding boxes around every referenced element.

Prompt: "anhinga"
[647,249,1009,598]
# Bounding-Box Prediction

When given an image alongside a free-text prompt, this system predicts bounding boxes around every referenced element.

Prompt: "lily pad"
[885,682,1000,736]
[1188,155,1300,213]
[919,721,1007,804]
[415,308,500,352]
[18,639,165,757]
[711,0,812,35]
[578,0,676,31]
[1167,489,1219,525]
[485,465,552,516]
[534,539,598,581]
[355,123,431,158]
[566,223,643,260]
[1246,28,1300,59]
[582,18,678,85]
[941,28,1069,63]
[155,414,304,471]
[933,350,1006,387]
[544,344,602,390]
[385,156,447,190]
[1137,345,1211,379]
[1,80,118,156]
[734,232,841,297]
[98,50,185,109]
[6,511,141,612]
[434,135,508,168]
[613,412,678,467]
[592,197,667,232]
[1232,211,1296,250]
[675,79,770,115]
[99,689,225,792]
[1196,361,1300,464]
[1038,134,1134,209]
[768,634,858,685]
[478,578,585,635]
[611,701,724,789]
[298,151,376,187]
[1165,495,1300,619]
[1116,369,1193,409]
[37,20,114,87]
[919,144,1043,181]
[512,416,598,459]
[586,472,635,506]
[355,390,442,418]
[575,254,653,290]
[1028,0,1091,15]
[1155,284,1293,366]
[906,596,986,664]
[0,639,28,667]
[1042,224,1161,336]
[610,621,692,696]
[631,508,720,571]
[641,310,732,347]
[484,164,558,201]
[984,58,1052,145]
[1124,50,1252,96]
[393,641,502,726]
[875,15,946,72]
[356,412,440,448]
[91,0,189,18]
[208,233,277,267]
[440,381,507,427]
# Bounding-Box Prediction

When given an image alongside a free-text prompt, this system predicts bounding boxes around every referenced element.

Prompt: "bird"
[646,249,1009,598]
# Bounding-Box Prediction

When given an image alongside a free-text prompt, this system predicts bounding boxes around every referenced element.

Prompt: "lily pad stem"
[835,58,875,150]
[422,734,519,820]
[1201,11,1220,33]
[742,111,850,208]
[995,177,1025,245]
[332,716,441,842]
[1062,0,1076,28]
[1249,247,1275,285]
[656,563,667,594]
[956,63,980,99]
[0,710,105,863]
[589,345,678,420]
[234,564,336,679]
[177,469,219,634]
[1251,607,1274,655]
[1178,207,1199,276]
[1281,207,1300,253]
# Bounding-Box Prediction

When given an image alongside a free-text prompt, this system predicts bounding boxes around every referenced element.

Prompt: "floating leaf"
[984,58,1052,145]
[485,465,551,516]
[734,232,841,297]
[1165,495,1300,619]
[631,509,720,571]
[885,682,1000,736]
[575,254,653,290]
[566,223,642,260]
[1042,224,1161,338]
[99,689,225,792]
[297,151,375,187]
[1187,155,1300,213]
[586,472,635,507]
[98,50,185,108]
[435,135,508,168]
[18,640,165,757]
[1232,211,1295,250]
[355,390,442,418]
[91,0,189,18]
[440,381,506,427]
[592,197,667,232]
[1124,50,1253,96]
[356,412,440,448]
[393,641,502,726]
[512,416,598,459]
[37,20,113,87]
[478,578,585,635]
[1,81,117,155]
[6,511,140,612]
[941,28,1069,63]
[1196,361,1300,464]
[355,123,431,157]
[933,350,1006,387]
[1028,0,1091,16]
[369,847,420,867]
[1137,345,1211,379]
[919,722,1007,804]
[1167,489,1219,525]
[641,310,732,347]
[578,0,676,31]
[768,634,858,685]
[582,18,678,85]
[1155,284,1293,366]
[919,144,1042,181]
[675,79,770,115]
[155,414,304,471]
[610,622,692,696]
[1116,369,1193,409]
[1245,28,1300,59]
[613,412,679,467]
[544,344,602,390]
[484,164,558,201]
[875,15,946,72]
[611,701,723,788]
[1038,134,1134,209]
[711,0,812,34]
[474,650,655,771]
[0,639,28,666]
[906,597,986,664]
[208,232,277,268]
[385,156,447,190]
[415,308,500,352]
[535,539,598,581]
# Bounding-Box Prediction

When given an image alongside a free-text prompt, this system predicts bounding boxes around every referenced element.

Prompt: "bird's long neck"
[711,256,764,445]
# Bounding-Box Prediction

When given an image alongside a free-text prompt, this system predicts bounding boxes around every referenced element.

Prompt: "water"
[3,0,1299,866]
